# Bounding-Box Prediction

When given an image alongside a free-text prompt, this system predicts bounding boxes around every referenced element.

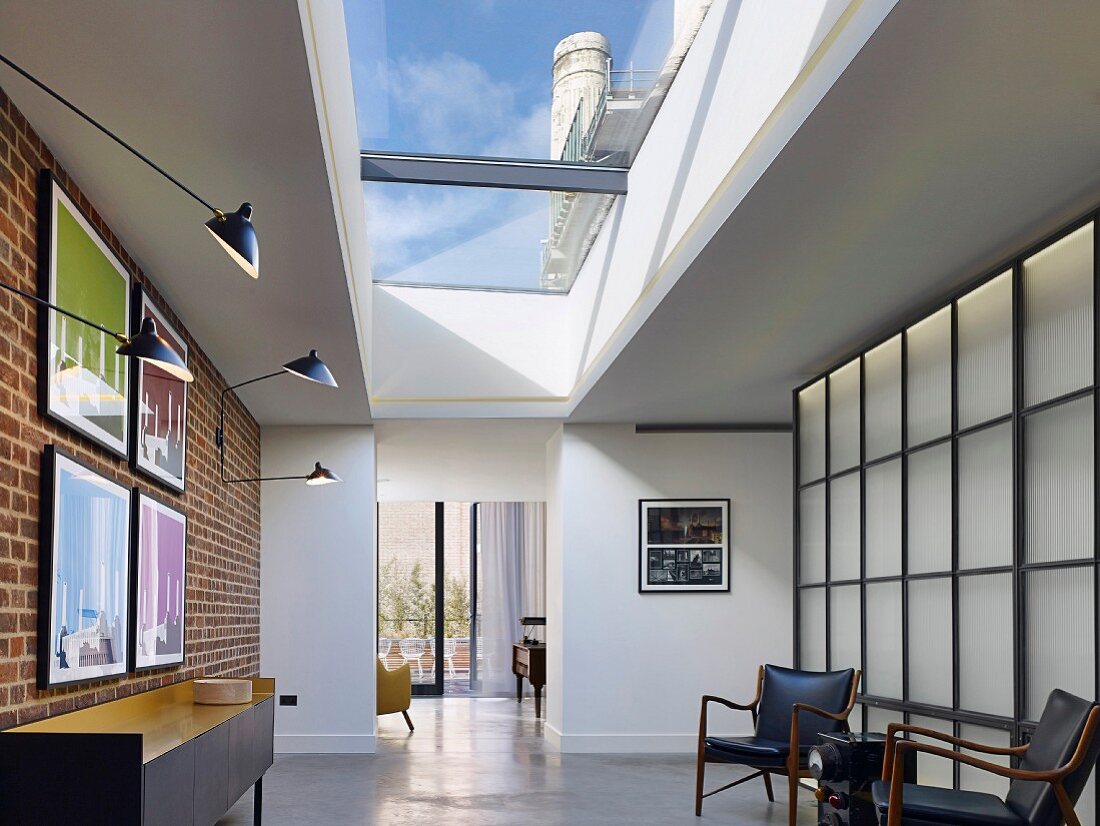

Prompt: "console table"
[0,677,274,825]
[512,642,546,718]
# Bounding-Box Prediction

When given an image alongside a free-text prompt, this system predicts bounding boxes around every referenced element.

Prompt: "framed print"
[37,170,131,458]
[130,284,188,492]
[639,499,730,593]
[38,446,132,689]
[130,490,187,671]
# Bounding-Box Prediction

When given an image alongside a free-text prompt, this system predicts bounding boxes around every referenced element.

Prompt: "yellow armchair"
[377,659,414,731]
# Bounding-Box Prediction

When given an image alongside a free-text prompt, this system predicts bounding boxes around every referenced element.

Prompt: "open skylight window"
[347,0,712,291]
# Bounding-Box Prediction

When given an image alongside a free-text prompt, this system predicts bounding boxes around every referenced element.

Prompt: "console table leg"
[516,675,523,703]
[534,685,542,718]
[254,776,263,824]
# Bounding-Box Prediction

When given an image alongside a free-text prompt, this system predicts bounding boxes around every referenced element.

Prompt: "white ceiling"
[0,0,371,425]
[571,0,1100,424]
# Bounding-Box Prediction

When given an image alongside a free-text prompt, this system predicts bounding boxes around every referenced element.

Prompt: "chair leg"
[401,710,414,731]
[762,771,774,802]
[787,772,798,826]
[694,756,705,817]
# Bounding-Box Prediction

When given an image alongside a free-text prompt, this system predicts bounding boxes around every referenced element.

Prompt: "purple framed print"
[38,446,132,689]
[129,284,188,492]
[639,499,730,593]
[130,490,187,671]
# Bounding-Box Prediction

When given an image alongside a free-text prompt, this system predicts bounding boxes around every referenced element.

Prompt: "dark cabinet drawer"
[193,722,229,826]
[143,741,195,826]
[228,707,256,805]
[514,648,530,668]
[252,697,274,780]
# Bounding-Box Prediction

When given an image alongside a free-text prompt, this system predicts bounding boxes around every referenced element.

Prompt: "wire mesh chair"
[398,638,426,681]
[377,637,391,662]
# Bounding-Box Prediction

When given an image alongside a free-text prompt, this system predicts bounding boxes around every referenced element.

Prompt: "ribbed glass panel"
[850,703,865,733]
[959,573,1013,716]
[830,473,861,582]
[830,585,862,674]
[1025,395,1094,564]
[830,359,861,474]
[800,588,827,673]
[958,422,1013,569]
[1023,222,1094,406]
[1025,567,1094,721]
[958,725,1011,798]
[907,307,952,446]
[866,706,904,738]
[957,271,1013,428]
[1077,774,1096,826]
[865,581,903,699]
[907,443,953,574]
[800,483,827,584]
[865,335,902,461]
[865,459,902,578]
[909,715,956,789]
[800,379,827,482]
[907,578,953,708]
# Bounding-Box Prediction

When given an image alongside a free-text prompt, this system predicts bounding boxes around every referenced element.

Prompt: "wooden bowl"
[193,678,253,705]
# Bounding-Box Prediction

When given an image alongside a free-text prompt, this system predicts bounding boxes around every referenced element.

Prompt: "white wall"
[260,425,377,753]
[546,425,792,753]
[375,419,556,502]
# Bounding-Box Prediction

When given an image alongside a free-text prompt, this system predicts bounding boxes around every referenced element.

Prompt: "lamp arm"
[0,279,121,341]
[223,474,306,485]
[0,52,217,215]
[217,370,286,483]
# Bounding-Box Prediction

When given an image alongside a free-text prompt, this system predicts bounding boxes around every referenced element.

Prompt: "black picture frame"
[128,283,188,493]
[128,488,188,672]
[38,445,132,689]
[638,499,731,593]
[36,169,132,460]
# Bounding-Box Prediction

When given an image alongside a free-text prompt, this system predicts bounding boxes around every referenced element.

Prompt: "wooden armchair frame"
[695,666,861,826]
[881,709,1100,826]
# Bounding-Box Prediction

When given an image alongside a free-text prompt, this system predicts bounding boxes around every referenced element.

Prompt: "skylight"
[346,0,712,292]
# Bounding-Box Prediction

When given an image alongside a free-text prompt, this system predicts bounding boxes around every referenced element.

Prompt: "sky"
[344,0,676,289]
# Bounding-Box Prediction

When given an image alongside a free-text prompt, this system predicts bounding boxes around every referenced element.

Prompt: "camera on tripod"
[808,731,914,826]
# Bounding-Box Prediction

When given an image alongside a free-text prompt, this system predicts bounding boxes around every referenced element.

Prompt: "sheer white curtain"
[479,502,546,696]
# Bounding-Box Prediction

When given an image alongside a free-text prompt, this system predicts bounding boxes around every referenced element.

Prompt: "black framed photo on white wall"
[639,499,730,593]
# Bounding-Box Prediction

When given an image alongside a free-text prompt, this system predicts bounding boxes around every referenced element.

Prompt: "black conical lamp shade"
[305,462,341,486]
[116,317,194,382]
[282,349,338,388]
[205,203,259,279]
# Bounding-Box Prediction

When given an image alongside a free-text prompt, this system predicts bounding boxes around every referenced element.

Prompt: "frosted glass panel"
[908,308,952,446]
[959,573,1013,716]
[959,725,1011,798]
[866,706,904,737]
[866,582,903,699]
[865,336,902,461]
[1025,396,1095,564]
[830,359,861,474]
[1026,567,1094,721]
[957,271,1013,428]
[830,585,862,673]
[1023,222,1094,406]
[800,379,827,482]
[908,578,953,707]
[800,588,827,672]
[830,473,861,581]
[910,715,956,789]
[907,443,953,574]
[865,459,902,578]
[959,422,1013,569]
[800,483,826,584]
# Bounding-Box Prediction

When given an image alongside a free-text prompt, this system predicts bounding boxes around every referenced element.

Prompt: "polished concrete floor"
[219,697,820,825]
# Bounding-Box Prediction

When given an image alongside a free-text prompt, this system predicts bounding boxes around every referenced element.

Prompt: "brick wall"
[0,84,262,728]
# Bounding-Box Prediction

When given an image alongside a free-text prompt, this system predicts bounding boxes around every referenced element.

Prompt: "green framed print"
[37,170,132,458]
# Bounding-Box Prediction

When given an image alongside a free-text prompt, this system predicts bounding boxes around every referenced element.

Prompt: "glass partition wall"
[794,213,1099,819]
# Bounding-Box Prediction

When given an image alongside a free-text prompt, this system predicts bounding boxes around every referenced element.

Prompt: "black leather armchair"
[695,663,859,825]
[873,689,1100,826]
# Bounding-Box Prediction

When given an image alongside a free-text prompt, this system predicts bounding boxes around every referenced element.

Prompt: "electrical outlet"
[279,695,298,707]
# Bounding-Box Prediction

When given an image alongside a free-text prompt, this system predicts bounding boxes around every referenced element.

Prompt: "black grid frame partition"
[793,208,1100,819]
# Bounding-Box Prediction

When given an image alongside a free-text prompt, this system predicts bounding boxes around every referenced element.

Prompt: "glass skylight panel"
[345,0,703,166]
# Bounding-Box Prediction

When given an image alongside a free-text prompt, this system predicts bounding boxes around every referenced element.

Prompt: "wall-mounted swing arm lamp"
[216,350,341,485]
[0,279,193,381]
[0,52,259,279]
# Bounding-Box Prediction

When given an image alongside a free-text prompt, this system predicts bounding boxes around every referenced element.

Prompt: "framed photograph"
[38,446,132,688]
[639,499,730,592]
[130,490,187,671]
[37,170,131,459]
[130,284,188,492]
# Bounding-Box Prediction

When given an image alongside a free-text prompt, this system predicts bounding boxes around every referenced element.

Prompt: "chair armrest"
[791,701,852,722]
[698,667,764,745]
[702,695,759,712]
[881,722,1028,781]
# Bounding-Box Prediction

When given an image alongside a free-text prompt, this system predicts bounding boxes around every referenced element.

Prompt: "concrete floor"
[219,697,820,825]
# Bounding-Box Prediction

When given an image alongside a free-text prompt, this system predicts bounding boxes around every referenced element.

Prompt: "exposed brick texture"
[0,84,261,729]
